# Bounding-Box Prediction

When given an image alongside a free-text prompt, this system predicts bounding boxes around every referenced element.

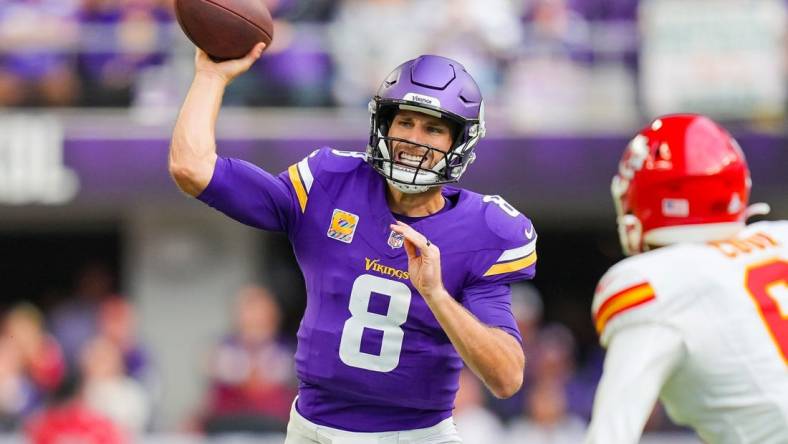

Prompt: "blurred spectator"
[329,0,522,107]
[531,323,576,386]
[329,0,432,107]
[505,380,586,444]
[3,303,65,394]
[521,0,592,61]
[422,0,523,103]
[503,0,639,131]
[575,0,639,22]
[80,336,150,434]
[454,368,504,444]
[0,337,38,431]
[227,6,334,107]
[97,297,151,382]
[530,323,595,420]
[25,373,129,444]
[76,0,173,106]
[0,0,80,106]
[201,285,296,434]
[487,282,544,423]
[267,0,336,22]
[512,283,544,343]
[50,262,115,368]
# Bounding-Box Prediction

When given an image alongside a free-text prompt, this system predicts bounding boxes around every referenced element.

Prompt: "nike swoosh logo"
[524,225,535,240]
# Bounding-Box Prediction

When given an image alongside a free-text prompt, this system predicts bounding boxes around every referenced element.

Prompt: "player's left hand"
[390,221,445,301]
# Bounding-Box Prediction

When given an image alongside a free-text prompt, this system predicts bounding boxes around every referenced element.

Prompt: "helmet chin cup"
[387,178,432,194]
[617,214,643,256]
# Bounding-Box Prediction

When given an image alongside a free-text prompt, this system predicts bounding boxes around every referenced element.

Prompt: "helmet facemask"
[611,173,644,256]
[367,100,483,194]
[611,134,649,256]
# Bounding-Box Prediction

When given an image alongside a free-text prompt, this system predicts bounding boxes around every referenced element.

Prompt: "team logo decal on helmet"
[367,55,486,193]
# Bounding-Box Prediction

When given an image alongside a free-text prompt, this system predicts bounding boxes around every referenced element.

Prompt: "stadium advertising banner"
[639,0,787,120]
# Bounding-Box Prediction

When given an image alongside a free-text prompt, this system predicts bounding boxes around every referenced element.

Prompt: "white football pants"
[284,402,463,444]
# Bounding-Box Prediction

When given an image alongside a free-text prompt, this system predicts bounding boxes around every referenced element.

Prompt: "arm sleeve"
[196,157,298,232]
[461,283,522,343]
[584,323,685,444]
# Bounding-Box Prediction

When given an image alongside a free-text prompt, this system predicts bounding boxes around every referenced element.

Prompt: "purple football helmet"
[367,55,486,193]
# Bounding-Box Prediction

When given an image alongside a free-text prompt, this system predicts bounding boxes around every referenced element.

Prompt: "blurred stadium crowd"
[3,0,784,127]
[0,0,639,112]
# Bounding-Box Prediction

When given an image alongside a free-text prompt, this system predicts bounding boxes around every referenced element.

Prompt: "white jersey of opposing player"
[586,221,788,444]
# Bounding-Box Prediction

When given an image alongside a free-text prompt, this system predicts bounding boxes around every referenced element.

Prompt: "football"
[175,0,274,61]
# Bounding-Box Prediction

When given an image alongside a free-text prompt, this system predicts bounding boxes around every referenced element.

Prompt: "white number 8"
[483,195,520,217]
[339,274,412,372]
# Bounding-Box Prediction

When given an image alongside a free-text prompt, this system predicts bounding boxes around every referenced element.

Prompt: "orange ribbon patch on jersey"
[594,282,656,335]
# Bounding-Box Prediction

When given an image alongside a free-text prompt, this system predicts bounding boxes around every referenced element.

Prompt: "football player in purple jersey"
[169,43,537,443]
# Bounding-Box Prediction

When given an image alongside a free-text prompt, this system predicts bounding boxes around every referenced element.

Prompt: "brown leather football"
[175,0,273,60]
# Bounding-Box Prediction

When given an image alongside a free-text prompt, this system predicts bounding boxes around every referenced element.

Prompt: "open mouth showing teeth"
[396,152,429,171]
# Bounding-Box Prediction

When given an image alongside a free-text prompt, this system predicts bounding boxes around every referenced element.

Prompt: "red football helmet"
[612,114,768,255]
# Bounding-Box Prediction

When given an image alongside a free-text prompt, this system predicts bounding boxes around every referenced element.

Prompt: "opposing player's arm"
[586,266,685,443]
[585,323,685,444]
[169,44,265,196]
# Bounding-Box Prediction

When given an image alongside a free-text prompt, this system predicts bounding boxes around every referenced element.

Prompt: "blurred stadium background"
[0,0,785,442]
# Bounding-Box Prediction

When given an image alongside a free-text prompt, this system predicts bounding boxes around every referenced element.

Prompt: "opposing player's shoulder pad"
[592,257,659,345]
[285,147,367,212]
[746,220,788,245]
[473,194,537,284]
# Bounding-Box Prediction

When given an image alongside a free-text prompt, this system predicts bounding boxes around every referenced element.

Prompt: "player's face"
[388,110,454,171]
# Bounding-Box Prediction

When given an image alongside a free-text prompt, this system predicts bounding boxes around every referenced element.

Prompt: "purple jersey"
[197,148,537,432]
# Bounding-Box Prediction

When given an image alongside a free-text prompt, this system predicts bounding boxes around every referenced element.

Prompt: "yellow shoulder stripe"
[288,164,308,212]
[483,252,537,277]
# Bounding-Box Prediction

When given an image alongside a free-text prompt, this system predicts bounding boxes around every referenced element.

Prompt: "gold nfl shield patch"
[327,209,359,244]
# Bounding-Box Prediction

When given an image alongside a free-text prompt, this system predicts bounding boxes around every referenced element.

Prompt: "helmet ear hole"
[377,105,397,136]
[448,120,461,145]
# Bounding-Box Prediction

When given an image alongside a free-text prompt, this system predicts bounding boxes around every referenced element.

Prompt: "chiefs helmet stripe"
[483,252,537,277]
[496,240,537,263]
[287,164,308,213]
[594,282,655,334]
[297,157,314,193]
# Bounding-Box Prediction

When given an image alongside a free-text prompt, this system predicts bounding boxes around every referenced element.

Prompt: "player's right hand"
[194,42,266,85]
